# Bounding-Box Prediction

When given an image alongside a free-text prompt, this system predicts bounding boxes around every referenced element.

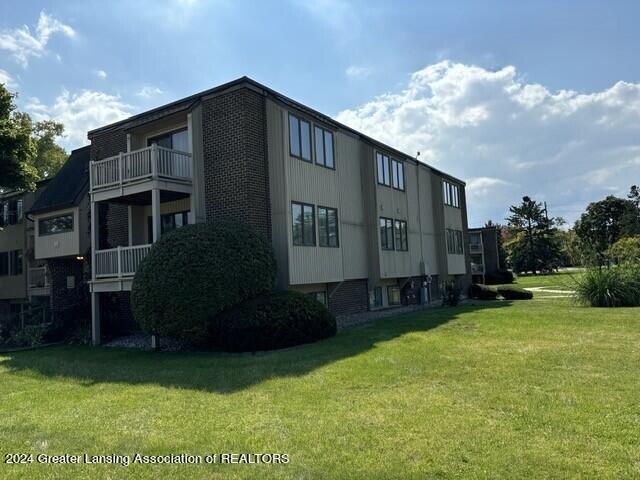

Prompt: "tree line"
[490,186,640,274]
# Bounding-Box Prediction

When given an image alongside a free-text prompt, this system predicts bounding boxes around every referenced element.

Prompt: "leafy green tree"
[32,120,67,179]
[0,86,37,190]
[629,185,639,208]
[606,237,640,265]
[0,84,66,191]
[505,196,561,274]
[574,195,640,265]
[485,220,508,269]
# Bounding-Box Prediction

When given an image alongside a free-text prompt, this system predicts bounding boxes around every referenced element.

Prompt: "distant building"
[468,226,500,284]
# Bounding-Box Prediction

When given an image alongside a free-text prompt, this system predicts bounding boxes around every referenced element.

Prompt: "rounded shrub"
[469,284,498,300]
[131,222,276,342]
[485,270,515,285]
[496,285,533,300]
[211,290,337,352]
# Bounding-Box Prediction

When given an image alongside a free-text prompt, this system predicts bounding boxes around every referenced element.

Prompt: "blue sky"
[1,0,639,226]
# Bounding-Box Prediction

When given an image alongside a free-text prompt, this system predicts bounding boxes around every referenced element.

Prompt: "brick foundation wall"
[328,279,369,316]
[201,87,272,240]
[47,258,90,322]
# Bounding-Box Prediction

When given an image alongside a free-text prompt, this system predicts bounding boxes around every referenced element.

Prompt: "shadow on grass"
[1,302,510,393]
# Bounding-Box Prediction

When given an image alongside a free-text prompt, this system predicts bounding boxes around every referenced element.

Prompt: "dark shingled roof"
[29,145,91,215]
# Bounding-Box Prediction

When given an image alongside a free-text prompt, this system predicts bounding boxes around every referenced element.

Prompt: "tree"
[505,196,561,274]
[574,195,640,265]
[0,84,66,191]
[629,185,639,208]
[0,86,37,190]
[606,237,640,265]
[32,120,67,179]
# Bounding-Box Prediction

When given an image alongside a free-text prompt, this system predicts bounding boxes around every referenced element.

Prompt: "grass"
[1,296,639,479]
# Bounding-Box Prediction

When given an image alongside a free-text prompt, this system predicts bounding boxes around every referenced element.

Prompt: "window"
[314,126,335,168]
[147,128,189,152]
[394,220,408,251]
[0,200,22,225]
[289,114,311,161]
[11,250,22,275]
[376,153,391,186]
[318,207,339,247]
[388,286,401,306]
[39,214,73,235]
[147,211,189,240]
[372,287,383,308]
[446,229,464,254]
[392,159,405,191]
[0,252,7,276]
[380,217,394,250]
[443,180,460,207]
[309,291,327,306]
[292,202,315,246]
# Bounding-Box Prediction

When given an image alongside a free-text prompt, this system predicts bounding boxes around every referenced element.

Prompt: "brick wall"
[47,258,90,322]
[328,279,369,316]
[201,87,272,240]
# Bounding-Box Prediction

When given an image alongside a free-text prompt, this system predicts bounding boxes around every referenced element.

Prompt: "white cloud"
[26,90,132,149]
[336,61,640,225]
[136,85,163,98]
[94,69,107,79]
[345,65,372,79]
[0,11,75,68]
[0,69,17,88]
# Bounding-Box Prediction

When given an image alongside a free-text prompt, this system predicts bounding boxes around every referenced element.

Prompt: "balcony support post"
[92,291,101,346]
[151,188,161,243]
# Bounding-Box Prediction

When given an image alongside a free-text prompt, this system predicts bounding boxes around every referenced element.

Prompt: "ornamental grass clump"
[573,264,640,307]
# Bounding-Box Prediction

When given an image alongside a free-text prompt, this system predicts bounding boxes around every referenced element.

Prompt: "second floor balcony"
[95,244,152,279]
[90,145,192,200]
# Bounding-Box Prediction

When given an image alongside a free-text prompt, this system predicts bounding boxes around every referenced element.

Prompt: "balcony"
[90,145,192,201]
[469,243,483,254]
[471,263,485,275]
[28,266,50,296]
[95,244,152,279]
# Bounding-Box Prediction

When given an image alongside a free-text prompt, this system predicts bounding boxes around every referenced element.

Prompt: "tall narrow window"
[318,206,339,247]
[380,217,394,250]
[16,199,23,222]
[289,114,312,162]
[443,180,460,207]
[376,153,391,186]
[315,127,335,168]
[394,220,408,251]
[11,250,22,275]
[292,202,315,246]
[392,159,405,191]
[0,252,8,276]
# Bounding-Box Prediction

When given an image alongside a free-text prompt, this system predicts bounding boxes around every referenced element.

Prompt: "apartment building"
[87,77,471,345]
[468,226,500,284]
[0,181,51,322]
[28,145,92,322]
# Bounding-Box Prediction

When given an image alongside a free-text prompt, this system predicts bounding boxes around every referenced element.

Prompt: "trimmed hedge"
[496,285,533,300]
[469,284,499,300]
[131,222,276,342]
[485,270,515,285]
[211,290,337,352]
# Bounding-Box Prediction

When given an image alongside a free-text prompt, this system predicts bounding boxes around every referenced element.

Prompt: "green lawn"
[1,296,639,479]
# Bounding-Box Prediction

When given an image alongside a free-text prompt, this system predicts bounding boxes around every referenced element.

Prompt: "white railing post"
[119,152,124,187]
[117,246,122,278]
[151,144,158,179]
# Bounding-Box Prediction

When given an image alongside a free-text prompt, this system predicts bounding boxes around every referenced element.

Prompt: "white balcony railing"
[471,263,485,275]
[95,244,152,279]
[90,145,192,191]
[469,243,483,254]
[28,266,49,289]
